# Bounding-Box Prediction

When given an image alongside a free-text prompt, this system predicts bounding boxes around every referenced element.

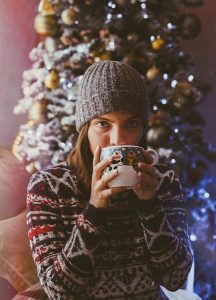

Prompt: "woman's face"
[87,111,144,154]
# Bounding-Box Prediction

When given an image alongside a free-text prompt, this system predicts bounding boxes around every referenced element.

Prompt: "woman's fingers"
[95,169,119,189]
[101,186,126,198]
[143,150,154,165]
[137,171,158,187]
[92,145,101,168]
[138,162,157,176]
[93,156,114,181]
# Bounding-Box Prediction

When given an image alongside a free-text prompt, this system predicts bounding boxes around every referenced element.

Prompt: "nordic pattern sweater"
[27,162,193,300]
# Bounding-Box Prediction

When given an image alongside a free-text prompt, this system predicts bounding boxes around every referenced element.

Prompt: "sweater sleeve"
[137,164,193,291]
[27,166,106,300]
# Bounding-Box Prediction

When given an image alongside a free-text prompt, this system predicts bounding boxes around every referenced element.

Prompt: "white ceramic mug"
[100,145,158,188]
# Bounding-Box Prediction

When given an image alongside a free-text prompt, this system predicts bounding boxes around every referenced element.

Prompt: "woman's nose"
[110,127,126,146]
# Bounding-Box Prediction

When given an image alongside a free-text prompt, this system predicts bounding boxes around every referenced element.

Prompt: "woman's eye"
[126,120,140,128]
[96,121,109,128]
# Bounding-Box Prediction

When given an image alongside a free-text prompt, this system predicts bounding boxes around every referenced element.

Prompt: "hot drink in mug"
[100,145,158,189]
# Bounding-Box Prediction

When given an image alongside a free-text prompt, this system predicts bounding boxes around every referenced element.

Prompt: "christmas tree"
[13,0,216,298]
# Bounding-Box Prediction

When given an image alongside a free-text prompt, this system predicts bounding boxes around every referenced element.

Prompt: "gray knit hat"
[75,60,149,132]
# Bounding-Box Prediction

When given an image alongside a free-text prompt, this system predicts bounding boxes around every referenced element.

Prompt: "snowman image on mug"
[100,145,158,189]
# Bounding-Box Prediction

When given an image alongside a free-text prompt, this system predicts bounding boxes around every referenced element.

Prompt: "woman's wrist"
[82,201,107,226]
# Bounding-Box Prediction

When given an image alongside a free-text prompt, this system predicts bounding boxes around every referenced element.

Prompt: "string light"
[171,80,177,88]
[190,234,197,242]
[188,75,194,82]
[160,98,168,105]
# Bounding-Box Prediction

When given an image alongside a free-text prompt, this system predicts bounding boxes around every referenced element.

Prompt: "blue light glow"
[190,234,197,241]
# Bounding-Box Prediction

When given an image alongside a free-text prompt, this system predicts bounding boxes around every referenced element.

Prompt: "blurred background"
[0,0,215,178]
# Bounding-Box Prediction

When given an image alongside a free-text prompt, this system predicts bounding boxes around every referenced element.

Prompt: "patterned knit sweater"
[27,162,193,300]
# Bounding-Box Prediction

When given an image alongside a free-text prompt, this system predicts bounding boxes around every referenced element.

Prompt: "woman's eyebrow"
[94,116,140,122]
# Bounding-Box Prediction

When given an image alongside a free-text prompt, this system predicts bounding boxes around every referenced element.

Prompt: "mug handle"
[146,148,158,166]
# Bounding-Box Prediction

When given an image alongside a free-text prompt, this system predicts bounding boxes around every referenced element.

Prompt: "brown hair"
[67,123,93,193]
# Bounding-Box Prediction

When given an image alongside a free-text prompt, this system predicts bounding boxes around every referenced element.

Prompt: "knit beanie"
[75,60,149,132]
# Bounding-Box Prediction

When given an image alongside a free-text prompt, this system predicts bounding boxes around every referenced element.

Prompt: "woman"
[27,60,193,299]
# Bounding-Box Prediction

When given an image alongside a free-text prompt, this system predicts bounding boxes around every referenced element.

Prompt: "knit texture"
[27,163,193,299]
[76,60,149,131]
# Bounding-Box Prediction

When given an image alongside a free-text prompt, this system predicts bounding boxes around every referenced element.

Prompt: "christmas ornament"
[96,52,112,61]
[28,99,50,124]
[146,124,171,148]
[170,81,194,112]
[146,66,160,80]
[175,80,193,97]
[152,37,165,50]
[61,8,77,26]
[34,14,59,37]
[178,13,202,39]
[170,93,192,112]
[38,0,55,15]
[44,70,60,90]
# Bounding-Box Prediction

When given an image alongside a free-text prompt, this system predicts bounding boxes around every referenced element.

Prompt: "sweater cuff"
[82,202,107,227]
[136,196,159,212]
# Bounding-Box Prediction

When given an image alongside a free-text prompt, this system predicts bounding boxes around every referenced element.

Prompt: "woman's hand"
[90,145,125,209]
[133,151,159,201]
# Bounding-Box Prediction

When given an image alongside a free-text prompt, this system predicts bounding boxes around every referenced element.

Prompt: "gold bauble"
[152,37,165,50]
[28,99,49,124]
[176,81,193,97]
[44,70,60,90]
[38,0,55,15]
[61,8,77,25]
[97,52,112,61]
[34,14,58,36]
[146,66,160,80]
